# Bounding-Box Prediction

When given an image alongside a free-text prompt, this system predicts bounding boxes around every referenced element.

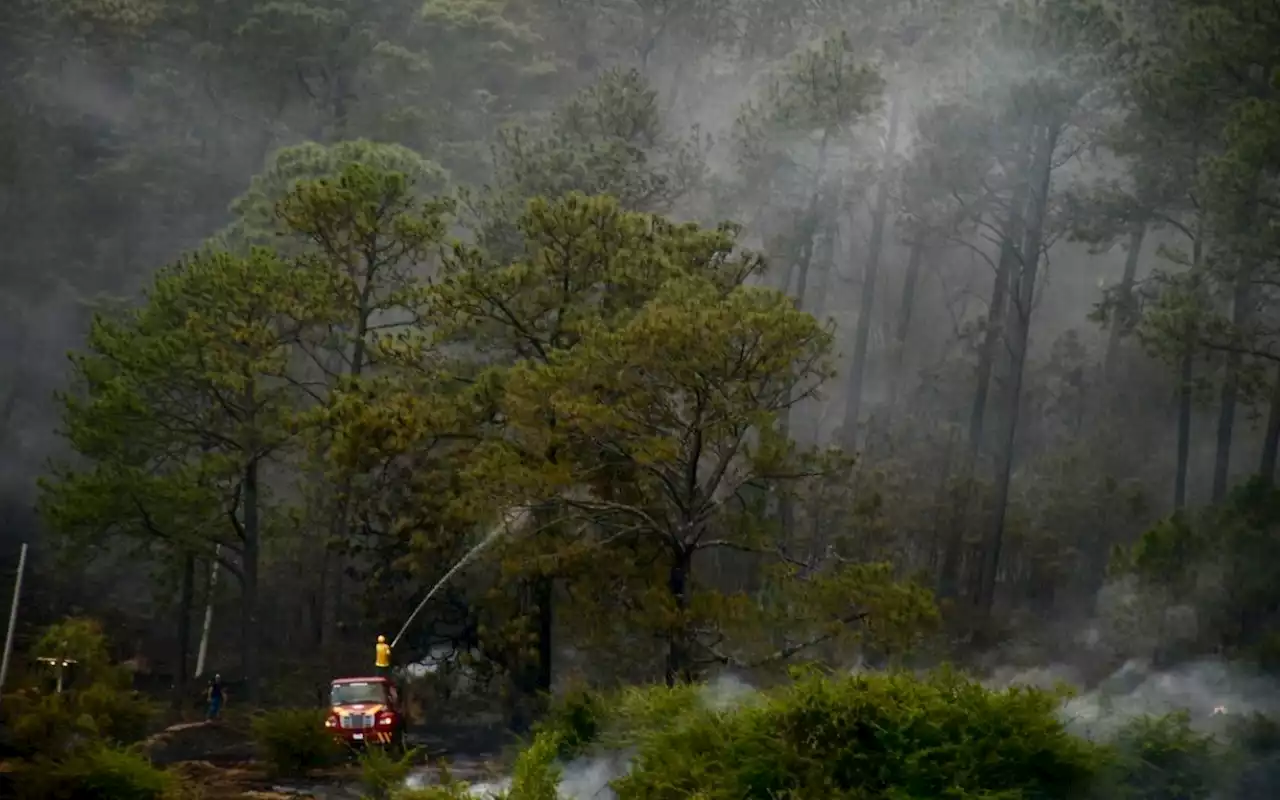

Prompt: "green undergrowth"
[9,743,186,800]
[1,618,194,799]
[470,669,1280,800]
[250,707,345,776]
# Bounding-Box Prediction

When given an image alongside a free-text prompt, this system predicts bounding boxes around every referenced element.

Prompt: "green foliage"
[505,674,1280,800]
[11,744,181,800]
[0,619,155,757]
[506,729,564,800]
[540,688,607,760]
[765,31,883,133]
[220,139,450,250]
[358,744,422,800]
[470,68,707,262]
[250,708,343,775]
[507,671,1102,800]
[28,617,125,685]
[1121,477,1280,653]
[1095,712,1219,800]
[1,684,157,758]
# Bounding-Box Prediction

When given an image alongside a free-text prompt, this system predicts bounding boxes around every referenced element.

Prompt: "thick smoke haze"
[2,1,1278,796]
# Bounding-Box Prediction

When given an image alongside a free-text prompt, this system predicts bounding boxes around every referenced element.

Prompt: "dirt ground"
[151,721,503,799]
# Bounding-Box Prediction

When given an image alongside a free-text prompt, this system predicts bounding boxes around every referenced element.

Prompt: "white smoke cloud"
[991,656,1280,741]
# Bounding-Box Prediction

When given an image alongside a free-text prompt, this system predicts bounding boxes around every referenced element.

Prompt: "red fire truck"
[324,676,406,749]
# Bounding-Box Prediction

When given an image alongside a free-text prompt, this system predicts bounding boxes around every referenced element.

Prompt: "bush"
[508,671,1102,800]
[0,683,157,757]
[359,744,421,800]
[1222,713,1280,799]
[12,743,181,800]
[75,682,158,744]
[622,671,1102,799]
[0,617,158,758]
[250,708,343,776]
[1094,711,1219,800]
[543,688,606,760]
[499,674,1280,800]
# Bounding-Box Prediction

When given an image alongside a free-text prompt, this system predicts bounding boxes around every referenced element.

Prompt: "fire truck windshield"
[330,682,387,706]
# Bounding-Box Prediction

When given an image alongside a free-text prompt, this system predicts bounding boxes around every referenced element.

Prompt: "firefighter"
[206,673,225,721]
[375,635,392,677]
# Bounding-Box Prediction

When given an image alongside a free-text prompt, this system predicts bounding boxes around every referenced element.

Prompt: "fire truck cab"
[324,676,406,749]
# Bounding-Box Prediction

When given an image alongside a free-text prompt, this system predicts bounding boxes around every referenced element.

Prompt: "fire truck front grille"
[341,714,373,729]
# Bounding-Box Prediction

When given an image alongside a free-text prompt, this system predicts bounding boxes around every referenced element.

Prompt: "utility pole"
[0,542,28,705]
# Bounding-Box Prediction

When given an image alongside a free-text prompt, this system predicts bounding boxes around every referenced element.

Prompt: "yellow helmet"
[377,635,386,643]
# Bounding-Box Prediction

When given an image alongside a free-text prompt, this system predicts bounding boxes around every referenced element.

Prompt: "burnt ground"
[133,716,513,798]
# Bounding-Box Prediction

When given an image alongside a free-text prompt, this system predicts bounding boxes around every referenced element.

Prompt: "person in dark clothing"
[206,673,225,720]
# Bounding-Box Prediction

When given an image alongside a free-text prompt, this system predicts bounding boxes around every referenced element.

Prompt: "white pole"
[0,542,28,704]
[194,544,221,678]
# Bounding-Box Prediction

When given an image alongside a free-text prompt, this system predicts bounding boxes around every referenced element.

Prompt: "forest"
[1,0,1279,796]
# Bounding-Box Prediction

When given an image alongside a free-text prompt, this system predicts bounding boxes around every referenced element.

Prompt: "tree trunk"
[1259,365,1280,485]
[936,469,967,601]
[1211,273,1250,503]
[788,132,831,314]
[1103,222,1146,382]
[173,552,194,710]
[314,548,329,648]
[888,239,926,410]
[241,459,261,705]
[322,286,375,655]
[938,170,1029,603]
[509,572,554,734]
[809,214,841,321]
[779,134,832,530]
[1173,226,1204,510]
[664,545,692,687]
[841,92,902,451]
[534,575,553,695]
[1174,346,1194,509]
[969,181,1028,459]
[979,120,1058,616]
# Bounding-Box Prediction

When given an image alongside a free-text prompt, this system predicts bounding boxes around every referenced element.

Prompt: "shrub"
[1094,711,1219,800]
[0,683,157,757]
[507,730,564,800]
[75,682,158,744]
[250,708,343,776]
[620,671,1102,799]
[509,671,1102,800]
[359,744,421,800]
[13,743,181,800]
[502,674,1280,800]
[0,617,158,758]
[1220,712,1280,799]
[543,688,605,760]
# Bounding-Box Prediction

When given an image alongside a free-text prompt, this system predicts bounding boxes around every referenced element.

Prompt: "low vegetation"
[250,708,344,776]
[10,744,183,800]
[464,671,1277,800]
[0,620,187,798]
[358,745,422,800]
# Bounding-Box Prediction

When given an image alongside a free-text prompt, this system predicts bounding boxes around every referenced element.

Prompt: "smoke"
[698,672,758,710]
[404,674,759,798]
[1058,658,1280,740]
[453,752,627,800]
[413,655,1280,799]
